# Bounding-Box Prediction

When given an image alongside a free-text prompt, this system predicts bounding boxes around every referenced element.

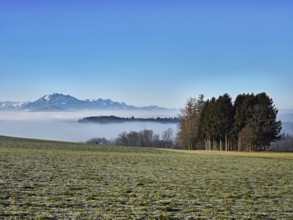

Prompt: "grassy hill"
[0,136,292,219]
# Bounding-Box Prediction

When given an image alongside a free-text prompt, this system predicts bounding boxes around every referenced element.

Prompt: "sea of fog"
[0,110,180,142]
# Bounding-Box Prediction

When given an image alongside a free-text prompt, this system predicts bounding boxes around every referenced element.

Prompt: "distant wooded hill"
[78,116,180,124]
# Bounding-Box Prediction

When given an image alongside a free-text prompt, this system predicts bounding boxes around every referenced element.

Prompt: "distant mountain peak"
[0,101,23,110]
[0,93,168,112]
[42,93,74,99]
[43,95,50,101]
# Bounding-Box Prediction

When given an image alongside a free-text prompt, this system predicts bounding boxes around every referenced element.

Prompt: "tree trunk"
[188,140,191,150]
[205,139,208,150]
[225,134,228,151]
[238,133,241,151]
[220,138,222,151]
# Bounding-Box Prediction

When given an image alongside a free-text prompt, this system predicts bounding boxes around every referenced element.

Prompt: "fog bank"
[0,110,179,142]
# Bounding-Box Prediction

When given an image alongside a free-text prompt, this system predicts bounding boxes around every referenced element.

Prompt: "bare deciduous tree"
[178,95,205,150]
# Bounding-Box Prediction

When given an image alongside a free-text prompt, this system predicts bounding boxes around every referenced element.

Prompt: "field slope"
[0,136,292,219]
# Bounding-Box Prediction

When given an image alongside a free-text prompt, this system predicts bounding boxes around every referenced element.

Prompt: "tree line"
[79,116,179,124]
[178,93,282,151]
[87,128,178,148]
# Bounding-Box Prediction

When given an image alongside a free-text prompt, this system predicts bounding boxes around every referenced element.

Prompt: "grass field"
[0,136,292,219]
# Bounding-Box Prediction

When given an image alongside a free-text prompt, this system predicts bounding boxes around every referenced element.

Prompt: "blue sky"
[0,0,292,109]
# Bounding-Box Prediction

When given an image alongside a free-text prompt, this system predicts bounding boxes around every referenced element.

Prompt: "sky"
[0,0,292,109]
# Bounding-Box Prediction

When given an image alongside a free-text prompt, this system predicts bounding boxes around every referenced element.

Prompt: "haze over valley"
[0,93,179,142]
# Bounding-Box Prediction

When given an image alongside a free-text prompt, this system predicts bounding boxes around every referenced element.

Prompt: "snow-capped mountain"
[0,101,24,110]
[23,93,82,111]
[0,93,166,111]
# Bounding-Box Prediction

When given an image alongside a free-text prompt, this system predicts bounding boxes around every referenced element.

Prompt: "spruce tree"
[233,93,281,151]
[216,94,233,151]
[249,93,282,150]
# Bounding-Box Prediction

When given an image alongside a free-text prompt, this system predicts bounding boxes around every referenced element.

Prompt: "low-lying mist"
[0,110,179,142]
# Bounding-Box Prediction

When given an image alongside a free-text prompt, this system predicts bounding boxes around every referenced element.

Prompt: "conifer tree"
[232,93,281,151]
[248,93,282,150]
[216,94,233,151]
[180,92,281,151]
[198,100,211,150]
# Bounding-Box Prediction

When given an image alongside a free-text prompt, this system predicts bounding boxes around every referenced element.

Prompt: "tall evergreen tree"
[198,100,211,150]
[232,94,256,151]
[216,94,233,151]
[199,95,233,151]
[248,93,282,150]
[208,97,219,150]
[232,93,281,151]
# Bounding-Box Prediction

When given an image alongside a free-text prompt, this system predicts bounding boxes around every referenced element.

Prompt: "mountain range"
[0,93,166,112]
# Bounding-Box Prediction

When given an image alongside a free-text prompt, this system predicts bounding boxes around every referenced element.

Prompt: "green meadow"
[0,136,292,219]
